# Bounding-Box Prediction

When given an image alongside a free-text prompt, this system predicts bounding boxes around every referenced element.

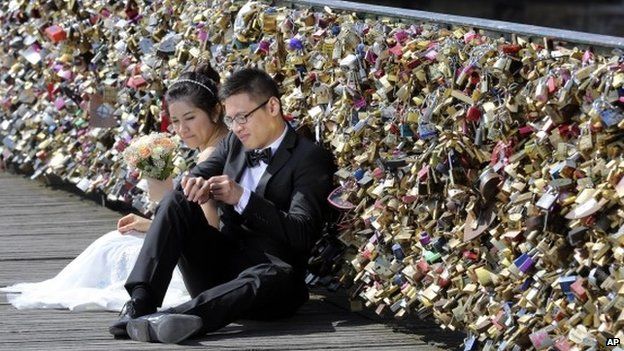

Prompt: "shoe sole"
[127,314,202,344]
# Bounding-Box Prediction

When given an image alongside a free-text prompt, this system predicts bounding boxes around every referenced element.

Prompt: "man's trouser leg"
[168,253,307,333]
[125,190,237,306]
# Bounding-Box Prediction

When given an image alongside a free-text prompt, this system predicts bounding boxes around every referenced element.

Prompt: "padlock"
[45,25,67,43]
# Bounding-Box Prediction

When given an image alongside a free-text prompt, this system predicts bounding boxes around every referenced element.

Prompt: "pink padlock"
[54,96,65,110]
[388,44,403,56]
[424,50,438,61]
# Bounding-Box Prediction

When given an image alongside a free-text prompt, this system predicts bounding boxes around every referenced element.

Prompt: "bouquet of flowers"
[123,132,179,181]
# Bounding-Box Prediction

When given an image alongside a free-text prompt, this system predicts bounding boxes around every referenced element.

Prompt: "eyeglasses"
[224,98,270,128]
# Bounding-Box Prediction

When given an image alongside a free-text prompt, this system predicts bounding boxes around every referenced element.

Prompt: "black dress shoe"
[126,312,203,344]
[109,298,156,338]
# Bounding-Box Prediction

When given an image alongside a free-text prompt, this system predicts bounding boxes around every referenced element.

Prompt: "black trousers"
[125,191,308,333]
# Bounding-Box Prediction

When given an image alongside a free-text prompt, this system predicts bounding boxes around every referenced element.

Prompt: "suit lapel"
[232,151,247,183]
[222,134,247,182]
[255,127,297,198]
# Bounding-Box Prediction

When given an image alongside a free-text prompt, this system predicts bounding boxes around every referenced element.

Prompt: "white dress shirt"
[234,125,288,213]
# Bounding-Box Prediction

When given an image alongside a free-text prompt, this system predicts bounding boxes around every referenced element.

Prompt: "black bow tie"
[245,148,272,167]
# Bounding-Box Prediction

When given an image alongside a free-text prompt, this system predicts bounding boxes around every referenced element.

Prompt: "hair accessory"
[170,79,214,96]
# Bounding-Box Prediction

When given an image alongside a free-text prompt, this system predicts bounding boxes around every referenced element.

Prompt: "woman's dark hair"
[165,63,223,123]
[219,68,280,104]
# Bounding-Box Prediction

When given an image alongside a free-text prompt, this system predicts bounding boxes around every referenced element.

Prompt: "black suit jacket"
[186,125,335,270]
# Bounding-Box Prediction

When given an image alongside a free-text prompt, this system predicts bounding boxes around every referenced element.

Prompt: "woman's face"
[168,100,215,150]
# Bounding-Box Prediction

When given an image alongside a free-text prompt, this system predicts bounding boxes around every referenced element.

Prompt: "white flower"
[123,132,179,180]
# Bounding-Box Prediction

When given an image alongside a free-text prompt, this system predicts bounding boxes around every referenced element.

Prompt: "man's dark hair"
[219,68,280,103]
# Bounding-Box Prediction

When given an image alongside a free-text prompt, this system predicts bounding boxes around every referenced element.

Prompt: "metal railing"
[278,0,624,53]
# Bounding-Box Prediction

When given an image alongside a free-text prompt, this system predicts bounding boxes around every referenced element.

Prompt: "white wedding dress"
[0,230,190,312]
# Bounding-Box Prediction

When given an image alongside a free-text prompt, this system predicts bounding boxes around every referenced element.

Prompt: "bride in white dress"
[1,64,229,312]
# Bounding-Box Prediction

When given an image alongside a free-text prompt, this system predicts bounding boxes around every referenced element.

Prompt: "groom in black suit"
[109,68,335,343]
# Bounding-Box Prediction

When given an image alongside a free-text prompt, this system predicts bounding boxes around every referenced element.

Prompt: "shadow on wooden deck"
[0,172,464,350]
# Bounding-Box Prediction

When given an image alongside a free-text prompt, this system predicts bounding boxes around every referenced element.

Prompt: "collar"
[265,123,288,156]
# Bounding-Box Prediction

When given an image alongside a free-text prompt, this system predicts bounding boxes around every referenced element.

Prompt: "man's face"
[224,93,282,149]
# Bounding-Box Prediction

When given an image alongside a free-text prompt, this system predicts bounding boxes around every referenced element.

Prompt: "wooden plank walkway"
[0,172,463,350]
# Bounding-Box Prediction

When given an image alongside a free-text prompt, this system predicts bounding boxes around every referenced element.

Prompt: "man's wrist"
[234,185,244,204]
[234,186,251,213]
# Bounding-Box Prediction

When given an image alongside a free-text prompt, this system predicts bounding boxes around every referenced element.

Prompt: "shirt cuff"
[234,186,251,214]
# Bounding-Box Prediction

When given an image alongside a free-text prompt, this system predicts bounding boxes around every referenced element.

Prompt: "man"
[109,68,335,344]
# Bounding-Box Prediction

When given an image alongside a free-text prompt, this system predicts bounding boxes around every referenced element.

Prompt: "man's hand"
[181,175,212,204]
[181,174,243,205]
[117,214,152,233]
[205,175,244,205]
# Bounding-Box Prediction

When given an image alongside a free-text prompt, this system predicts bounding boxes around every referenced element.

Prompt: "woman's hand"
[181,175,243,205]
[181,175,212,204]
[117,214,152,234]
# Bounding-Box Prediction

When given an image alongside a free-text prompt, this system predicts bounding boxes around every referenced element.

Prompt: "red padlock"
[126,75,147,89]
[46,83,56,100]
[45,25,66,43]
[371,167,385,179]
[388,122,399,134]
[416,259,429,275]
[570,279,587,301]
[406,59,421,70]
[462,250,478,261]
[126,8,139,19]
[159,112,170,132]
[114,140,127,153]
[469,71,480,86]
[466,106,481,122]
[437,276,451,288]
[500,44,521,55]
[125,0,139,19]
[89,13,100,25]
[401,195,417,204]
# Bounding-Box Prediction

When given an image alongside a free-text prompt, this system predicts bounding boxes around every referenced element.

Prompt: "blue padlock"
[392,243,405,261]
[393,273,406,286]
[353,168,365,181]
[289,37,304,51]
[600,108,623,127]
[331,24,341,36]
[400,123,413,137]
[520,277,534,291]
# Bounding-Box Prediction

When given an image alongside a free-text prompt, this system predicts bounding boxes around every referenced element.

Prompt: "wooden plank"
[0,258,70,287]
[0,227,118,238]
[0,299,431,349]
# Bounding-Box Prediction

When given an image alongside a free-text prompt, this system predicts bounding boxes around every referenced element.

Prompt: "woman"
[0,64,229,312]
